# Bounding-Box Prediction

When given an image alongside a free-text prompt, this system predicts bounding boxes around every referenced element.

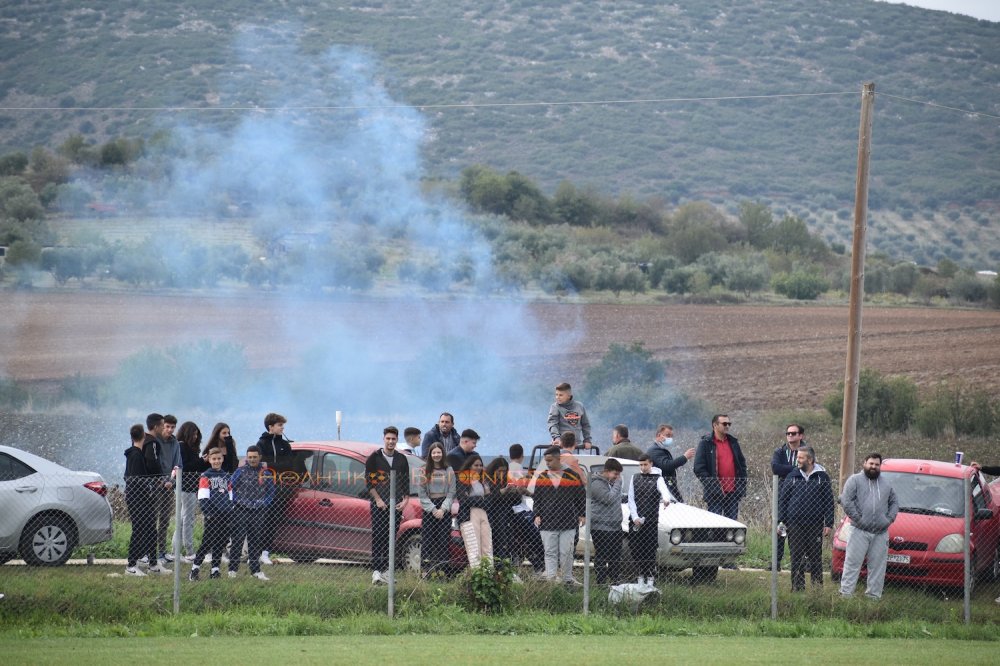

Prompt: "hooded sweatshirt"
[547,398,592,446]
[840,470,899,534]
[589,470,624,532]
[124,445,152,497]
[197,468,234,517]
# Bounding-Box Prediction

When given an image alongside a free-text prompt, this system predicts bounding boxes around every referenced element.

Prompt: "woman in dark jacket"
[203,422,239,473]
[484,457,519,563]
[455,454,492,568]
[172,421,205,561]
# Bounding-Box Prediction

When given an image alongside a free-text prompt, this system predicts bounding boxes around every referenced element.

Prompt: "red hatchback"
[831,459,1000,590]
[270,441,465,571]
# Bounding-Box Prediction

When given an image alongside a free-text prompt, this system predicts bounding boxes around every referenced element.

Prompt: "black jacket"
[179,441,207,493]
[256,432,294,470]
[364,449,410,505]
[124,445,153,498]
[421,425,461,457]
[646,442,687,503]
[532,467,585,531]
[778,466,835,528]
[693,433,748,501]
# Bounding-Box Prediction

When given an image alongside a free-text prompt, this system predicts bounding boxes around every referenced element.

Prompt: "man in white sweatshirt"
[839,452,899,600]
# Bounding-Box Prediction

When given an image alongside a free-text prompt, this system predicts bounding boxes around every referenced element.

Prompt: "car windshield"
[882,471,964,517]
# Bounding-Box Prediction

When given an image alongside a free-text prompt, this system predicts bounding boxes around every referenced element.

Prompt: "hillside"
[0,0,998,265]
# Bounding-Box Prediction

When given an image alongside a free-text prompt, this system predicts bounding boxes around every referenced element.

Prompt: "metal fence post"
[583,479,591,615]
[388,469,396,618]
[771,474,778,621]
[964,472,971,625]
[173,466,181,615]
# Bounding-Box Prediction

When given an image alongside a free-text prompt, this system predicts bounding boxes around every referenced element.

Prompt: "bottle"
[777,522,787,538]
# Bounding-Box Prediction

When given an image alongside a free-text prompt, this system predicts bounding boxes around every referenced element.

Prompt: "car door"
[0,452,42,549]
[971,473,1000,575]
[289,451,372,558]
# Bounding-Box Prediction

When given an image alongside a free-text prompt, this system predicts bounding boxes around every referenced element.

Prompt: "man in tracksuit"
[229,445,276,580]
[839,452,899,600]
[778,446,834,591]
[589,458,624,585]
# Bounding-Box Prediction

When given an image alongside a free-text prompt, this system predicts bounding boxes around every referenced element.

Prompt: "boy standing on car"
[365,427,410,585]
[628,454,673,586]
[229,445,276,580]
[547,382,592,450]
[839,452,899,600]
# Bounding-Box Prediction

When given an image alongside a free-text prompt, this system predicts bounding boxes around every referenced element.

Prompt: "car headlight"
[935,533,964,553]
[725,529,734,542]
[670,529,682,545]
[837,523,854,545]
[734,529,746,545]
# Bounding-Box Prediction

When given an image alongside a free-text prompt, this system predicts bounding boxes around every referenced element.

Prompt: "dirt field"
[2,290,998,411]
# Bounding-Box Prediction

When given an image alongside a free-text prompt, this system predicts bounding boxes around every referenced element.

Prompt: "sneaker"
[188,568,200,581]
[210,568,221,579]
[646,577,656,586]
[147,564,172,575]
[372,570,386,585]
[994,596,1000,604]
[228,571,239,578]
[138,555,149,566]
[563,577,582,587]
[253,571,269,581]
[180,554,194,564]
[260,551,273,566]
[162,553,175,563]
[125,566,147,577]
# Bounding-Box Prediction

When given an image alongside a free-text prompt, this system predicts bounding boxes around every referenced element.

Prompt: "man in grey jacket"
[589,459,624,585]
[839,452,899,600]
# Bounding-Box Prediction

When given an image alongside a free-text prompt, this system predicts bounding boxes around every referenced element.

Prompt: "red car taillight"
[84,481,108,497]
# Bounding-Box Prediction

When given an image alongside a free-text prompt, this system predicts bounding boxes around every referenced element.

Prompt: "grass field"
[2,635,997,665]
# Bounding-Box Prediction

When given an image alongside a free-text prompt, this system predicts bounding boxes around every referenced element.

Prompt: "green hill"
[1,0,998,265]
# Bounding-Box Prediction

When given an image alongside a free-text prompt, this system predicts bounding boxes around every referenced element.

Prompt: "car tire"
[830,568,842,583]
[691,565,718,584]
[19,514,77,567]
[400,533,422,573]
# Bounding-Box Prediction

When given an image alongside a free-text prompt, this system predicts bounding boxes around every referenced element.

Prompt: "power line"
[0,90,859,113]
[878,92,1000,121]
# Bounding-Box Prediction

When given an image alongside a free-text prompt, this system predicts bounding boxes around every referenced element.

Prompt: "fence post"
[173,466,181,615]
[388,469,396,618]
[771,474,778,621]
[963,472,971,625]
[583,478,591,615]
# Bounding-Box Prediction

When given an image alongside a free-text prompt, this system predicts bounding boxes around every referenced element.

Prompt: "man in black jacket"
[778,446,833,591]
[420,412,461,457]
[365,426,410,585]
[256,412,294,566]
[770,423,807,570]
[693,414,747,521]
[646,423,695,503]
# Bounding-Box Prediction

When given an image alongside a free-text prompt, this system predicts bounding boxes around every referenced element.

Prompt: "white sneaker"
[253,571,269,581]
[995,596,1000,604]
[372,570,386,585]
[228,571,238,578]
[138,555,149,566]
[162,553,175,563]
[180,554,194,564]
[147,564,171,575]
[260,551,273,566]
[125,566,147,577]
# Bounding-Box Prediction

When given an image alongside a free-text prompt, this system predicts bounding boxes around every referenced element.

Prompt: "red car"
[271,441,466,571]
[831,459,1000,590]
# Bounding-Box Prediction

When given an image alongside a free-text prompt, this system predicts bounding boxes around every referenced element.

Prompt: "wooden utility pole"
[839,82,875,490]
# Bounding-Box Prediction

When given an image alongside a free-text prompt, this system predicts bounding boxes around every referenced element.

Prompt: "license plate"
[887,554,910,564]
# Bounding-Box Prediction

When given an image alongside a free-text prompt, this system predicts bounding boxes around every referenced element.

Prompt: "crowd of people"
[119,381,938,600]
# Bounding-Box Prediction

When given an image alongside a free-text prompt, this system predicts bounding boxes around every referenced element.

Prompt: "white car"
[0,445,114,566]
[526,452,747,582]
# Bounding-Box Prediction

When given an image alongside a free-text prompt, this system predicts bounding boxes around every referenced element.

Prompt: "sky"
[880,0,1000,22]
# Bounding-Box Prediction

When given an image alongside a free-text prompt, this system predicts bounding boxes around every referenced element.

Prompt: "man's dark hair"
[798,446,816,462]
[130,424,145,443]
[146,413,164,431]
[439,412,454,423]
[865,452,883,463]
[509,443,524,460]
[404,427,421,438]
[163,414,178,425]
[638,453,652,463]
[656,423,673,435]
[544,445,562,459]
[603,459,623,473]
[460,428,480,441]
[246,445,261,455]
[786,423,804,435]
[613,424,629,439]
[555,382,571,392]
[383,426,399,436]
[265,412,287,429]
[560,432,576,449]
[711,414,728,426]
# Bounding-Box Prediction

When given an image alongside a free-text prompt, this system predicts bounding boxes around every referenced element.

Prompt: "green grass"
[1,635,998,665]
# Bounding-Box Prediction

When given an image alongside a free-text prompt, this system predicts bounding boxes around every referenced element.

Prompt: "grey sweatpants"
[840,528,889,599]
[541,529,576,582]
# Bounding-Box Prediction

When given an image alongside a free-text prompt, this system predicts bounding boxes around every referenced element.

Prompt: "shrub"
[465,558,515,614]
[772,271,829,300]
[922,381,998,437]
[823,368,918,433]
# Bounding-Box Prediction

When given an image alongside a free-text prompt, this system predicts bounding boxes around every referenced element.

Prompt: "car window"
[972,476,988,512]
[883,471,965,516]
[316,452,367,497]
[0,453,35,481]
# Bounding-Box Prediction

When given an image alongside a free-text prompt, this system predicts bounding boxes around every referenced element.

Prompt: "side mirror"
[975,507,993,521]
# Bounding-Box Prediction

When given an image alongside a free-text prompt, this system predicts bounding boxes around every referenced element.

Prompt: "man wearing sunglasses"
[771,424,807,570]
[694,415,747,525]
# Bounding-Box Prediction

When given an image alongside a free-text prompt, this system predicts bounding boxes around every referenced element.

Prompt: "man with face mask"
[646,424,695,503]
[839,452,899,600]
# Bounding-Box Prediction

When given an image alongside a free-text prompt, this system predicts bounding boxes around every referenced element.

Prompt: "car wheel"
[400,533,422,573]
[830,568,842,583]
[19,514,77,567]
[691,565,718,584]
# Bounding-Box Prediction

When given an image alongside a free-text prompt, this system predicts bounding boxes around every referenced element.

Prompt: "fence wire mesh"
[3,450,1000,624]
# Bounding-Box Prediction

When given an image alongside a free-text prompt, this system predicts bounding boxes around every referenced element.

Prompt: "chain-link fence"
[4,453,1000,623]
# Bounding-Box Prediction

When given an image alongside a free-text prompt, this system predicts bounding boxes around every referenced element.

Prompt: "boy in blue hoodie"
[189,448,233,581]
[228,445,276,580]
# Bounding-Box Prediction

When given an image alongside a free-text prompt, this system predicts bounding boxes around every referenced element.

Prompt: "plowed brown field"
[2,291,998,410]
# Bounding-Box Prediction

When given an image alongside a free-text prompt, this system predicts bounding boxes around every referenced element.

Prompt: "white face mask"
[662,437,673,446]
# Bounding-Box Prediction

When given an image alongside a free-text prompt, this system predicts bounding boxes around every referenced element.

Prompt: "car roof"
[880,458,972,479]
[0,444,74,473]
[290,441,424,463]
